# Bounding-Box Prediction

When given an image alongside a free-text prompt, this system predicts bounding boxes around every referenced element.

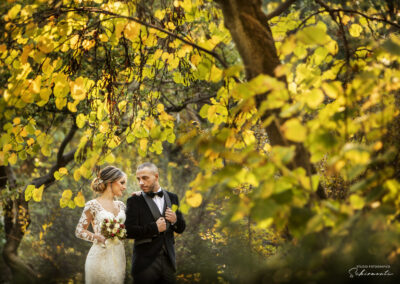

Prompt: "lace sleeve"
[118,200,126,212]
[75,201,96,242]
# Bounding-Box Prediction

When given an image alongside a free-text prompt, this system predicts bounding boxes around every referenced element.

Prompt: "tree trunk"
[1,166,39,283]
[216,0,326,198]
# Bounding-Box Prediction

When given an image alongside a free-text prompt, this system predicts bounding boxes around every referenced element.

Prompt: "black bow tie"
[146,191,163,198]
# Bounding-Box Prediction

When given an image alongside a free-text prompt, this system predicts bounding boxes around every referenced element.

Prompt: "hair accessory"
[98,178,103,183]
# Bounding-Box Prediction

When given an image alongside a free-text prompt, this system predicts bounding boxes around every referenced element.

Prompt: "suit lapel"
[142,192,162,221]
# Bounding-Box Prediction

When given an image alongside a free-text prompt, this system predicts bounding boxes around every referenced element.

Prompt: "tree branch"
[165,93,216,113]
[315,0,400,29]
[57,122,78,164]
[266,0,298,21]
[31,123,78,188]
[59,7,230,68]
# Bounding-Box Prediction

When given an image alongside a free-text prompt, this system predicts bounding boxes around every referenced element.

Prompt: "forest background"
[1,0,400,283]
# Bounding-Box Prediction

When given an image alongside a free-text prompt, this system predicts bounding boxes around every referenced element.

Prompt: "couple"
[75,163,186,283]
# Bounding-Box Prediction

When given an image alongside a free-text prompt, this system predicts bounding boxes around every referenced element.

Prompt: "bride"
[75,166,127,284]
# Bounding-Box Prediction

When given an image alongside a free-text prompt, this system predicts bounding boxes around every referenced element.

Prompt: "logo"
[348,265,394,278]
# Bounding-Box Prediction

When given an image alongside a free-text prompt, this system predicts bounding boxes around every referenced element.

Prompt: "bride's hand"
[131,191,142,196]
[94,234,106,244]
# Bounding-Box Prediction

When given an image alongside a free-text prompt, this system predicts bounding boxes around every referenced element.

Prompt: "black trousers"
[133,251,176,284]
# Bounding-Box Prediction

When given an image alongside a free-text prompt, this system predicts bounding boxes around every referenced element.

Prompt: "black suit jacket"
[125,190,186,274]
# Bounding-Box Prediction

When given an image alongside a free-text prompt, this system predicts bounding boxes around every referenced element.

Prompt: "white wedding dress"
[75,199,126,284]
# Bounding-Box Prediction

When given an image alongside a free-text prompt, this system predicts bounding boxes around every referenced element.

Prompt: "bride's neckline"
[94,199,120,218]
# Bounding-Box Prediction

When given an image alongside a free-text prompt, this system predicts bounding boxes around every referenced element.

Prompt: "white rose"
[106,222,111,227]
[107,228,111,232]
[112,228,118,234]
[115,223,120,229]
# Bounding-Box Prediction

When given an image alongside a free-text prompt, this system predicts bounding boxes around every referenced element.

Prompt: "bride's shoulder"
[84,199,100,209]
[116,200,126,208]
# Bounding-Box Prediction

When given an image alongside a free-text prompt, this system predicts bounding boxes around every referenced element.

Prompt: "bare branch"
[57,122,78,164]
[266,0,298,21]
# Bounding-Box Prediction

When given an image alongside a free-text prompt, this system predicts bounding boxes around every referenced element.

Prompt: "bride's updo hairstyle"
[91,166,126,193]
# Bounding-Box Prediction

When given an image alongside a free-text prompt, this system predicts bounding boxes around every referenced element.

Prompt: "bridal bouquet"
[100,218,127,242]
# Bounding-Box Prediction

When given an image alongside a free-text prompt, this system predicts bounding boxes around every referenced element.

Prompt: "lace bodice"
[75,199,126,242]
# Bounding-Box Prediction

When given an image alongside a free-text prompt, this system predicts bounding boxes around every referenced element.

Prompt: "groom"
[125,162,186,283]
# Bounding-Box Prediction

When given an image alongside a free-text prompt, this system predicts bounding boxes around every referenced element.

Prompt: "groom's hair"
[137,162,159,174]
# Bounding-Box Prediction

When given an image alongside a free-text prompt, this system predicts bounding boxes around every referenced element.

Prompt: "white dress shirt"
[153,187,164,214]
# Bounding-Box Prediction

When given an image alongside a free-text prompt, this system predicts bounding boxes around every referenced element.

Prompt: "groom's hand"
[156,217,166,233]
[165,207,177,224]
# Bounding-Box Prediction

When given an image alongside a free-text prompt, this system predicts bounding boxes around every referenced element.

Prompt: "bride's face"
[111,176,127,197]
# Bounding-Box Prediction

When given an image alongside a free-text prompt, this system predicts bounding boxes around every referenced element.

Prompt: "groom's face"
[136,167,159,192]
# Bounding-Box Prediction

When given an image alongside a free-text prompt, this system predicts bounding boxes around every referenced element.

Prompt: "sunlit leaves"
[349,24,363,37]
[60,189,75,209]
[186,190,202,207]
[296,25,330,45]
[281,119,307,143]
[32,185,44,202]
[74,192,85,207]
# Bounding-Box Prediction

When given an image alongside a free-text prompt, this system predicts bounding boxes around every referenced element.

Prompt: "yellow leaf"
[37,36,54,54]
[155,9,166,20]
[67,101,78,112]
[73,169,81,181]
[70,77,86,101]
[191,54,201,66]
[99,34,108,42]
[349,194,365,210]
[60,197,68,208]
[281,118,307,143]
[55,97,67,110]
[8,4,21,20]
[167,22,176,30]
[322,81,342,99]
[54,73,69,97]
[74,192,85,207]
[59,167,68,175]
[82,39,95,51]
[29,76,42,94]
[39,88,51,104]
[8,153,17,165]
[70,35,80,49]
[68,200,76,209]
[33,185,44,202]
[186,190,202,207]
[305,89,324,109]
[25,184,35,201]
[124,22,140,42]
[76,114,86,128]
[209,65,222,82]
[99,122,109,133]
[349,24,362,37]
[140,138,148,152]
[105,153,115,163]
[62,189,73,200]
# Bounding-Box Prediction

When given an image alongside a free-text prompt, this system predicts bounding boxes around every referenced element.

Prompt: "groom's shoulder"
[126,194,143,203]
[164,190,179,199]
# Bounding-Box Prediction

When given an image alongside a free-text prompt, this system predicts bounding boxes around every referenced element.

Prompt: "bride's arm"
[75,204,105,244]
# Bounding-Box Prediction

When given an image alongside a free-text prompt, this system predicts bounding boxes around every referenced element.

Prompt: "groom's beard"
[142,181,156,192]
